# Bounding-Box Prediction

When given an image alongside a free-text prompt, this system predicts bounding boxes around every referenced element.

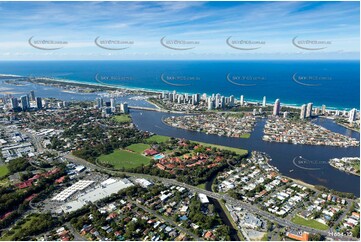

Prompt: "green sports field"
[112,115,131,123]
[192,141,248,156]
[126,143,150,153]
[291,215,329,230]
[98,149,151,169]
[146,135,170,143]
[0,165,9,178]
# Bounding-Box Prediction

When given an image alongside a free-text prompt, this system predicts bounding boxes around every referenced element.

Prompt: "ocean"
[0,60,359,110]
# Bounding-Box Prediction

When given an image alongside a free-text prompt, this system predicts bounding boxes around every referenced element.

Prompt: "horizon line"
[0,59,360,62]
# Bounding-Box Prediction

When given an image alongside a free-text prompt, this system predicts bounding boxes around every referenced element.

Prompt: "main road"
[64,153,357,241]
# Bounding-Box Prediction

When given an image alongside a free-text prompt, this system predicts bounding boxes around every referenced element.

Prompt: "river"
[130,109,360,196]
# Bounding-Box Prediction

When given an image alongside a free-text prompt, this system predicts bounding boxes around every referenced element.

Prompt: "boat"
[289,169,294,172]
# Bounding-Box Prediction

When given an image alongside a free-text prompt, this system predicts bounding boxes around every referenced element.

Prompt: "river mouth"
[130,109,360,196]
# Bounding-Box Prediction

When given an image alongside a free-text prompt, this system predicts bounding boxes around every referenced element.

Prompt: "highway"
[64,153,357,241]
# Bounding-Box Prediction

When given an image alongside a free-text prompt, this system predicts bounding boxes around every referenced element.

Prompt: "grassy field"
[112,115,131,123]
[192,141,248,156]
[146,135,170,143]
[126,143,150,154]
[196,183,206,190]
[145,134,248,156]
[0,165,9,178]
[98,149,151,169]
[239,133,251,139]
[291,215,329,230]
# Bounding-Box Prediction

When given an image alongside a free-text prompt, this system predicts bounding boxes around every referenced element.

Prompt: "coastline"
[336,122,360,133]
[1,73,357,112]
[329,162,360,177]
[282,174,316,190]
[318,116,360,133]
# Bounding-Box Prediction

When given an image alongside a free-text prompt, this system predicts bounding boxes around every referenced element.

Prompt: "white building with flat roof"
[52,180,94,202]
[135,178,153,188]
[59,178,133,213]
[198,193,209,204]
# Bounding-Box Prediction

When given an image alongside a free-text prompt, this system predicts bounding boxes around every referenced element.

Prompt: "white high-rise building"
[262,96,266,107]
[184,93,189,102]
[314,108,320,115]
[207,97,214,110]
[121,103,129,114]
[306,103,313,118]
[229,95,235,107]
[201,93,207,100]
[110,98,116,112]
[273,99,280,116]
[220,96,225,108]
[192,94,200,105]
[300,104,307,119]
[215,93,221,108]
[349,108,357,123]
[240,95,244,106]
[321,105,326,115]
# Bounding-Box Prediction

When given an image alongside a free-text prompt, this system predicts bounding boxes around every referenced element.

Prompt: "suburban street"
[128,199,203,241]
[64,153,358,241]
[65,222,88,241]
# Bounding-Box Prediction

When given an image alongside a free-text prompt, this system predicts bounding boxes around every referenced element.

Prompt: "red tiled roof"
[25,193,38,201]
[286,232,309,241]
[15,180,33,189]
[204,231,213,239]
[55,176,66,183]
[0,211,13,221]
[156,163,165,170]
[144,149,158,156]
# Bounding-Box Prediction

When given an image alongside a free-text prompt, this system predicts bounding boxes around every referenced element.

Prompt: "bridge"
[128,106,161,111]
[128,106,186,114]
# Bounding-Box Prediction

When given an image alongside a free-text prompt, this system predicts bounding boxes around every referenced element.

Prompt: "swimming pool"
[153,154,165,160]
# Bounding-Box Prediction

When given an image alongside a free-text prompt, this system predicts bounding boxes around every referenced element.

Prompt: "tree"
[7,157,31,174]
[352,224,360,238]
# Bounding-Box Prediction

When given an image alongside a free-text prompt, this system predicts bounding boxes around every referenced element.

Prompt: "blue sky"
[0,1,359,60]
